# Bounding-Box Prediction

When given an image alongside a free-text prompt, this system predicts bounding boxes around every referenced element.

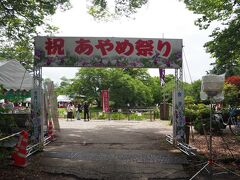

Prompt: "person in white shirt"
[67,102,75,121]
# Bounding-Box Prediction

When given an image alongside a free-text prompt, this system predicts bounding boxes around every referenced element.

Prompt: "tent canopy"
[0,60,33,91]
[57,95,73,102]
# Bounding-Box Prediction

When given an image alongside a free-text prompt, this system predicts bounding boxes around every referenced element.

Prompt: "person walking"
[76,103,82,120]
[83,102,90,121]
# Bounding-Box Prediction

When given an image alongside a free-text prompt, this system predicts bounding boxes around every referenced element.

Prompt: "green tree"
[0,39,33,71]
[183,0,240,76]
[223,83,240,107]
[0,0,71,41]
[71,68,110,107]
[0,0,71,68]
[55,76,73,96]
[108,69,153,108]
[69,68,153,108]
[161,75,175,103]
[187,80,201,103]
[88,0,148,20]
[148,77,162,105]
[123,68,151,84]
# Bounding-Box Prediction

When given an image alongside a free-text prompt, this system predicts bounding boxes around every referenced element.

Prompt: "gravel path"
[35,119,189,179]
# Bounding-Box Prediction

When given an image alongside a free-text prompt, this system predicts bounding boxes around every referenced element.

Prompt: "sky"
[42,0,215,84]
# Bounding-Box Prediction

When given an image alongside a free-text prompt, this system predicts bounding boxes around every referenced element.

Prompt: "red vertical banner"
[102,90,109,112]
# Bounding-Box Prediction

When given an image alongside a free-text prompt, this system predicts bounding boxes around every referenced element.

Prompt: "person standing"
[76,103,82,120]
[67,102,75,121]
[83,102,90,121]
[3,99,14,113]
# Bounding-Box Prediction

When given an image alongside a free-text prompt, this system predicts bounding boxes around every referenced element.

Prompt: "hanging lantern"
[202,74,225,97]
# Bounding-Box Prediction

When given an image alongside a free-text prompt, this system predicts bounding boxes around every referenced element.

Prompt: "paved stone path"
[36,119,189,179]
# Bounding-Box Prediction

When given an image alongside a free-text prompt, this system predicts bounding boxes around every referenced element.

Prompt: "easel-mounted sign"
[34,36,182,68]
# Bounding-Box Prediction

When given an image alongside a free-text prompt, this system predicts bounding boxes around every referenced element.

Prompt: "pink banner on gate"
[102,90,109,112]
[34,36,182,68]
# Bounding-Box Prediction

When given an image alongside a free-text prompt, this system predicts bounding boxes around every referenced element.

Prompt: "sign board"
[34,36,182,68]
[102,90,109,112]
[31,88,42,142]
[173,89,185,142]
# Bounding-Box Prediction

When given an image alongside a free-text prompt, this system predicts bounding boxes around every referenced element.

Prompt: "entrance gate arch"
[33,36,185,147]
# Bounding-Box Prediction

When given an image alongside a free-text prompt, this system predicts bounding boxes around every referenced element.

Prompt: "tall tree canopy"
[87,0,148,20]
[183,0,240,76]
[0,0,71,69]
[0,0,71,41]
[69,68,153,108]
[71,68,110,107]
[108,69,153,107]
[0,0,148,69]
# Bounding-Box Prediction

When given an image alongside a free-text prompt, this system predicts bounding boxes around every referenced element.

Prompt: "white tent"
[57,95,72,102]
[0,60,33,91]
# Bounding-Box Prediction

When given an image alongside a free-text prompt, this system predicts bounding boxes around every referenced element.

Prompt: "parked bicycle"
[213,107,240,136]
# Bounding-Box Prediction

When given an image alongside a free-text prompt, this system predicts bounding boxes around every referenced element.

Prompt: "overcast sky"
[42,0,215,84]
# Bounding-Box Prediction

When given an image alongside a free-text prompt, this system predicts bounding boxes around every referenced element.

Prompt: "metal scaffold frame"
[32,65,44,147]
[32,36,186,149]
[172,68,184,145]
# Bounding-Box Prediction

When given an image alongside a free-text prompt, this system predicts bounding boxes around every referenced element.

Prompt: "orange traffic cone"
[11,135,22,160]
[14,148,28,167]
[12,130,28,167]
[48,121,56,141]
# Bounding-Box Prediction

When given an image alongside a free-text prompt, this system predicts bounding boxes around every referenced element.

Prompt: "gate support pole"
[173,68,185,146]
[32,65,44,149]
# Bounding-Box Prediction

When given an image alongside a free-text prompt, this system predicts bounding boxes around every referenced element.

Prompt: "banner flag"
[102,90,109,112]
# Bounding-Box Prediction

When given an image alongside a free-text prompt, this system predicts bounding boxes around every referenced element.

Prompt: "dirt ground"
[188,127,240,177]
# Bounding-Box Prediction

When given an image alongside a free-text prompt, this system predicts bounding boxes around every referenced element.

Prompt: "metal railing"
[88,110,159,121]
[0,132,21,142]
[166,134,197,156]
[0,131,52,158]
[26,136,52,157]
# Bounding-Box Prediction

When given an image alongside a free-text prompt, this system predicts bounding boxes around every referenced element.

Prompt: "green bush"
[89,112,108,119]
[111,113,126,120]
[193,118,222,135]
[197,103,210,119]
[186,102,222,135]
[58,108,66,118]
[185,96,199,123]
[153,108,160,119]
[129,113,144,120]
[90,107,102,113]
[193,118,209,135]
[184,108,198,123]
[97,112,108,120]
